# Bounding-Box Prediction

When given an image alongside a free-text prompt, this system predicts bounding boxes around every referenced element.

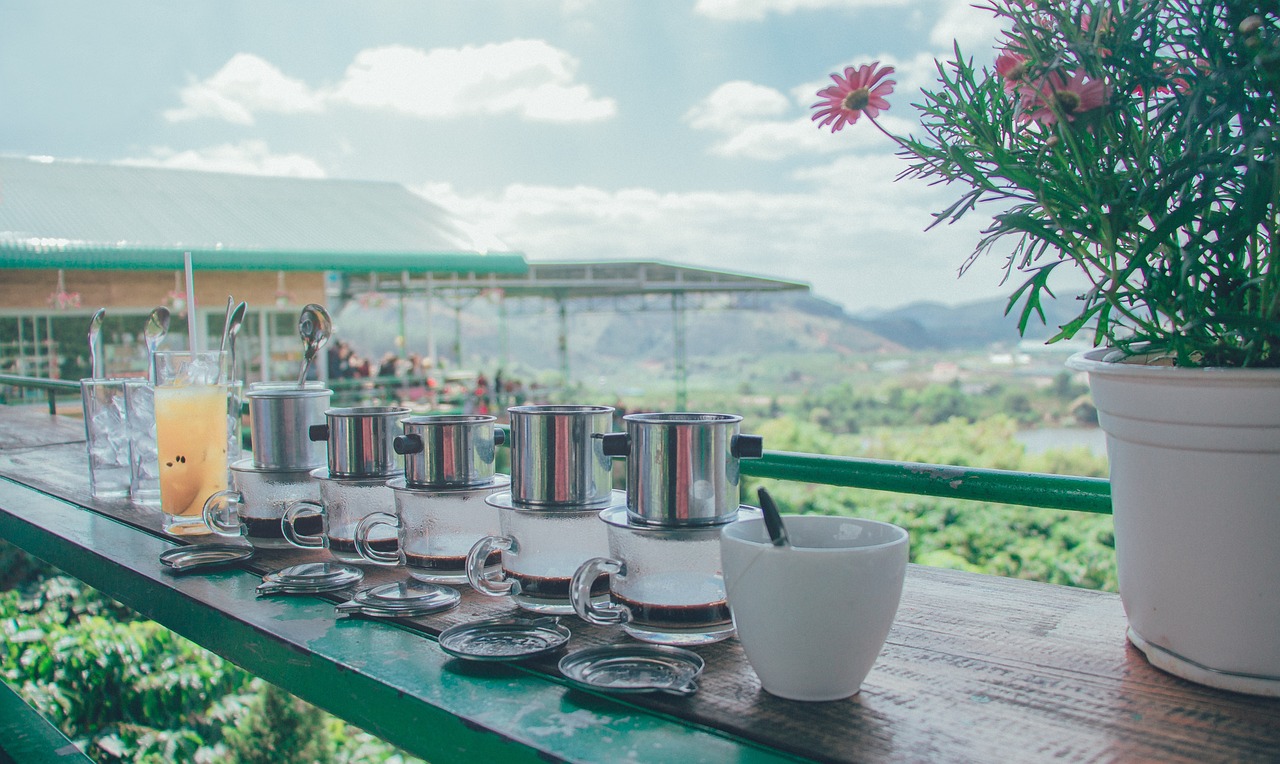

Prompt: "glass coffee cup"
[570,506,755,645]
[202,460,321,548]
[281,468,397,563]
[354,476,508,583]
[466,492,616,614]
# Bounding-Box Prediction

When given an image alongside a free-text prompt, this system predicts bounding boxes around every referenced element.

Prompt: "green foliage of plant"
[0,575,252,757]
[222,681,331,764]
[0,558,423,763]
[751,414,1117,592]
[820,1,1280,366]
[795,373,1088,434]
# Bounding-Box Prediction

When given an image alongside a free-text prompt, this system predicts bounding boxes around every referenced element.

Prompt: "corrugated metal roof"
[0,156,526,274]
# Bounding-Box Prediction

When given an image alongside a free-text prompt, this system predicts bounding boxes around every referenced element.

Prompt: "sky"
[0,0,1025,314]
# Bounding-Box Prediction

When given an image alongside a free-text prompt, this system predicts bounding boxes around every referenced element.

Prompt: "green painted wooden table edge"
[0,478,804,764]
[0,679,94,763]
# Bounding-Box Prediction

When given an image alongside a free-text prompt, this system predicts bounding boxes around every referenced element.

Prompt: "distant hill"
[329,290,1081,385]
[852,295,1084,350]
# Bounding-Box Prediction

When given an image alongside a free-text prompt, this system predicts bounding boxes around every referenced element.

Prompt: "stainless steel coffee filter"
[394,414,505,487]
[308,405,409,478]
[601,412,763,527]
[247,385,331,470]
[508,404,614,507]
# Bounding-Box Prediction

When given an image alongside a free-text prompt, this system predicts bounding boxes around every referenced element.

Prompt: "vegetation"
[0,550,423,763]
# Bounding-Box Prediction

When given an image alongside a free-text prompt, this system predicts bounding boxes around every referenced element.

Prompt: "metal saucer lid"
[257,562,364,595]
[336,579,461,617]
[438,617,572,662]
[557,644,704,697]
[160,543,254,572]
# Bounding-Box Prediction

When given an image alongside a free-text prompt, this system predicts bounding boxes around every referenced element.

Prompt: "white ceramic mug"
[720,515,908,701]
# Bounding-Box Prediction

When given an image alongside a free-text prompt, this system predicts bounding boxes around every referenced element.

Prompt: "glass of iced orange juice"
[154,350,230,536]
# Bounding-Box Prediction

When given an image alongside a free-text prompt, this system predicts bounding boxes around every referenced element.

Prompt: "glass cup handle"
[467,535,515,596]
[354,512,400,565]
[282,499,327,549]
[202,489,244,537]
[571,557,629,625]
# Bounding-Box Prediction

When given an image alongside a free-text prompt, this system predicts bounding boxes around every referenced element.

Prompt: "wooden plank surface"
[1,408,1278,763]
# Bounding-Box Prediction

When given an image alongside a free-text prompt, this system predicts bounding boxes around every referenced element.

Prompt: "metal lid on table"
[336,579,461,618]
[438,617,572,662]
[159,543,254,572]
[257,562,364,595]
[557,644,704,697]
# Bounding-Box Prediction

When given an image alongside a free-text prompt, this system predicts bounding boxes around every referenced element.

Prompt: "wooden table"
[0,405,1277,763]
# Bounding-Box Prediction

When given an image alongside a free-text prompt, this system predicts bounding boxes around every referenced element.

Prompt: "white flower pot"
[1067,349,1280,696]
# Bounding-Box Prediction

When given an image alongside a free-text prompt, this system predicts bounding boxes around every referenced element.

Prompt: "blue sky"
[1,0,1023,312]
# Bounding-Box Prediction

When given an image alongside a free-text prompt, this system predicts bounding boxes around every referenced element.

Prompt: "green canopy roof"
[0,156,526,274]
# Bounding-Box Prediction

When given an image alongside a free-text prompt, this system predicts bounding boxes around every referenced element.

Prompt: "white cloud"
[116,140,328,178]
[413,159,1015,313]
[165,41,616,125]
[694,0,905,22]
[165,53,324,124]
[685,81,791,131]
[930,2,1007,55]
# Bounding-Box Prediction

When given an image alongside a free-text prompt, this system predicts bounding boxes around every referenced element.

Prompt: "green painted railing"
[0,374,79,415]
[0,375,1112,515]
[741,451,1111,515]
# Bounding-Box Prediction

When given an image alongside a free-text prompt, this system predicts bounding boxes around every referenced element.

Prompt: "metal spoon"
[218,295,235,353]
[143,307,171,383]
[225,301,247,383]
[296,303,332,387]
[757,487,791,547]
[87,308,106,379]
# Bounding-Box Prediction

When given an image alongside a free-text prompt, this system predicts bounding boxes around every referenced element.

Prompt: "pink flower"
[811,62,896,131]
[1018,70,1108,125]
[995,52,1028,92]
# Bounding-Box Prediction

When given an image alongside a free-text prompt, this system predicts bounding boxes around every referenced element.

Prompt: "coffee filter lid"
[557,644,703,696]
[257,562,364,594]
[438,617,572,662]
[160,543,254,572]
[336,580,461,617]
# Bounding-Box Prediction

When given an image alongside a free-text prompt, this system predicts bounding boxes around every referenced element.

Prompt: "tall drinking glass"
[154,350,230,536]
[123,379,160,506]
[80,379,131,499]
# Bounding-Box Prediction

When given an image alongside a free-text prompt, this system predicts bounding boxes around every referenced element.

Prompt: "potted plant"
[814,0,1280,695]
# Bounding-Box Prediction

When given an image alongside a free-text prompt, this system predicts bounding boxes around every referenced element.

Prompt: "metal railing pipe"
[741,450,1113,515]
[0,374,79,415]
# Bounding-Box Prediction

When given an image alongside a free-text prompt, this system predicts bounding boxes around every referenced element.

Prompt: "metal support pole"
[673,292,687,411]
[258,309,270,382]
[16,316,25,377]
[46,315,55,379]
[557,298,570,392]
[398,271,409,360]
[426,274,438,372]
[498,292,509,373]
[453,305,463,369]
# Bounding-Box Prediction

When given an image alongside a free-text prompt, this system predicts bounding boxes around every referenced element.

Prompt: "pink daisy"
[995,52,1028,92]
[1018,70,1108,125]
[811,62,896,132]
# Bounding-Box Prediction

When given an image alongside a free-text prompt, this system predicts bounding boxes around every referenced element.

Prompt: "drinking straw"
[184,251,200,352]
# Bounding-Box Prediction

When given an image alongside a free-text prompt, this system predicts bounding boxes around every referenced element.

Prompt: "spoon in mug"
[757,487,791,547]
[296,303,332,387]
[143,307,171,383]
[87,308,106,379]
